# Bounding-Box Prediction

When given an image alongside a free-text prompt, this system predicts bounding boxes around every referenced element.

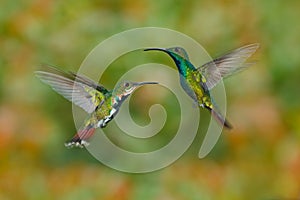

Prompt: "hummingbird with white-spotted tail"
[35,67,158,148]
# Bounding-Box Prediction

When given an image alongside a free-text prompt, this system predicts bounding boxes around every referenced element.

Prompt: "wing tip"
[242,43,260,53]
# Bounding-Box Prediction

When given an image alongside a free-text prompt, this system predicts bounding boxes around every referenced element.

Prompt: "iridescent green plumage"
[35,67,158,148]
[145,44,259,129]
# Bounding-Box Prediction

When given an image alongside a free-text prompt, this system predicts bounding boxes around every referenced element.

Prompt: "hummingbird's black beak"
[136,81,159,86]
[144,48,167,52]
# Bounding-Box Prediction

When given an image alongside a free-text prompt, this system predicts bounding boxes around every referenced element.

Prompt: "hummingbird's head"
[144,47,193,76]
[144,46,189,61]
[112,81,158,106]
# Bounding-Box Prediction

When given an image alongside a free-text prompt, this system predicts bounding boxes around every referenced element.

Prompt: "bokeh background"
[1,0,300,199]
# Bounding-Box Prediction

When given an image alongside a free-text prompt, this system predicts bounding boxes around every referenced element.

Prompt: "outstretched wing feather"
[35,66,108,113]
[198,43,259,90]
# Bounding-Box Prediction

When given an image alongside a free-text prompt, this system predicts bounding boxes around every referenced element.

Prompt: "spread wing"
[198,43,259,90]
[35,66,109,113]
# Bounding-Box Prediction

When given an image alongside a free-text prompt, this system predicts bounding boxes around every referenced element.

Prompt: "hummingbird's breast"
[185,70,212,106]
[95,100,112,119]
[90,97,116,128]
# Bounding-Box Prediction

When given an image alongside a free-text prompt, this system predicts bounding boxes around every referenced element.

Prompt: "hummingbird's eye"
[124,82,130,88]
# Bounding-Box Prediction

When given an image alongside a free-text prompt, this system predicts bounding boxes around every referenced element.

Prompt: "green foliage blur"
[1,0,300,199]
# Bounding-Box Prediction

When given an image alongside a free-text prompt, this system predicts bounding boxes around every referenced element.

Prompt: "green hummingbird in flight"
[145,43,259,129]
[35,67,158,148]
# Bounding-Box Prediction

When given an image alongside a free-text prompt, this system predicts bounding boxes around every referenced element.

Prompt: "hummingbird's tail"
[204,105,232,129]
[65,126,96,148]
[211,108,233,129]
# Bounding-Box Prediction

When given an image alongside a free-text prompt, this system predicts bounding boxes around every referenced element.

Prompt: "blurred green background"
[1,0,300,199]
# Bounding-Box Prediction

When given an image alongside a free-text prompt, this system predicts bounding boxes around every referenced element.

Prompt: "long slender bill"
[144,48,167,52]
[136,81,159,86]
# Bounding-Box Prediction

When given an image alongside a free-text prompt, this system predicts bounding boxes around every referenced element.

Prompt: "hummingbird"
[35,67,158,148]
[145,43,259,129]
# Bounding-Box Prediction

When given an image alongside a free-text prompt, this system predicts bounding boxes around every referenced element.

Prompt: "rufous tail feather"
[65,127,96,148]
